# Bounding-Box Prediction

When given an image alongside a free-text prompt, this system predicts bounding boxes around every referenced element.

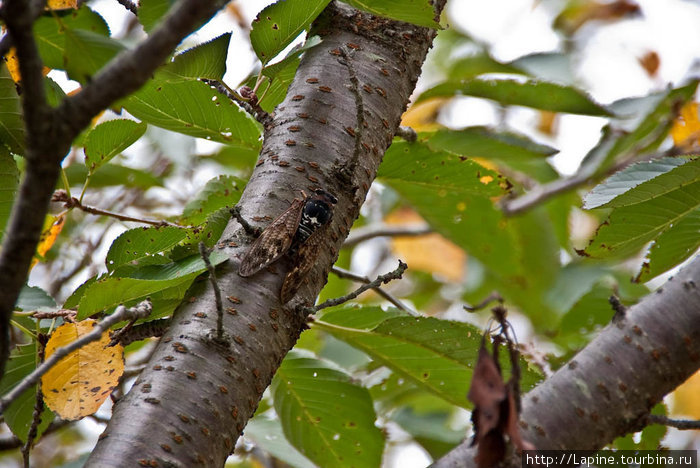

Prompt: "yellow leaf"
[386,208,465,282]
[670,102,700,150]
[41,320,124,420]
[46,0,78,9]
[400,98,447,132]
[5,48,21,83]
[31,214,65,269]
[672,370,700,419]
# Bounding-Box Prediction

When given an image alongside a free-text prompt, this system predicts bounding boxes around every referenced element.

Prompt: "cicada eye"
[328,193,338,204]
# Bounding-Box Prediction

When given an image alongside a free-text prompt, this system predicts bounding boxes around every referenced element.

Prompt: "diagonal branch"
[431,255,700,467]
[0,0,230,378]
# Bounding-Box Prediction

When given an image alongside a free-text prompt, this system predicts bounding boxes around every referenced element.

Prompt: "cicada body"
[239,189,338,302]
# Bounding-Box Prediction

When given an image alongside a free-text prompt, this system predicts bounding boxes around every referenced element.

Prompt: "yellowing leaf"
[41,320,124,420]
[386,208,465,282]
[31,214,65,269]
[5,48,21,83]
[672,369,700,419]
[670,102,700,150]
[400,98,447,132]
[46,0,78,9]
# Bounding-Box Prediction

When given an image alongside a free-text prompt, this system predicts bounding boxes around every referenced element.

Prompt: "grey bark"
[432,256,700,467]
[85,2,445,466]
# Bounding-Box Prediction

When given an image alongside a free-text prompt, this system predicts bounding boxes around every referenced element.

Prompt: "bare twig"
[110,318,169,347]
[30,309,76,320]
[201,78,272,127]
[306,261,408,313]
[21,341,45,467]
[199,242,224,341]
[52,190,186,228]
[331,266,417,315]
[463,291,503,312]
[647,415,700,430]
[230,205,262,237]
[609,295,627,323]
[0,300,152,413]
[343,223,431,247]
[395,126,417,142]
[115,0,138,15]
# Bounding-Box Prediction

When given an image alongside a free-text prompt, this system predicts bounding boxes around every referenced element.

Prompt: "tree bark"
[432,256,700,468]
[86,2,445,466]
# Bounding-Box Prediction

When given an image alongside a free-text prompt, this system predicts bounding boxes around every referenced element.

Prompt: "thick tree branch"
[0,0,229,378]
[432,255,700,467]
[86,2,445,465]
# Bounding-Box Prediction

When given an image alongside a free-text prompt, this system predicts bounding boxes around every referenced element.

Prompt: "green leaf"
[84,120,147,174]
[245,417,316,468]
[379,140,506,196]
[315,307,542,408]
[591,82,698,169]
[106,226,187,272]
[544,262,608,314]
[64,163,163,189]
[181,175,245,225]
[0,345,54,442]
[584,179,700,259]
[636,209,700,282]
[392,408,464,458]
[448,53,526,80]
[416,78,610,116]
[170,208,230,260]
[0,152,19,244]
[138,0,177,33]
[345,0,439,28]
[44,76,67,108]
[16,285,57,310]
[379,140,521,278]
[584,157,700,209]
[272,351,384,468]
[77,252,227,319]
[0,62,25,155]
[168,33,231,81]
[123,78,261,148]
[63,28,125,82]
[425,127,558,180]
[250,0,331,64]
[34,7,110,72]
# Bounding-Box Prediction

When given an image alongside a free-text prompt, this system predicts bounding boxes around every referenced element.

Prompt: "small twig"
[0,300,152,413]
[201,78,272,127]
[88,413,111,424]
[115,0,138,15]
[52,190,186,228]
[21,341,46,468]
[463,291,503,312]
[306,261,408,313]
[199,242,224,341]
[110,318,169,347]
[647,414,700,430]
[609,295,627,323]
[0,419,71,452]
[395,126,417,142]
[30,309,76,320]
[343,223,432,248]
[331,266,417,315]
[230,205,261,237]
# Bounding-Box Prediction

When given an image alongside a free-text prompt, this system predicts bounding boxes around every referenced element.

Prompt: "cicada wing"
[280,226,326,303]
[239,198,304,277]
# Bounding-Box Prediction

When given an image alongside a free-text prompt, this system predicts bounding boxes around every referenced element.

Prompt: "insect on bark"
[238,189,338,303]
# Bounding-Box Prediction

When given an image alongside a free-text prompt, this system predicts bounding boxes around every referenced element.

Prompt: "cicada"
[239,189,338,303]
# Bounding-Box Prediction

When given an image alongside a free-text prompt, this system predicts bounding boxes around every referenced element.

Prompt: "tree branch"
[646,415,700,430]
[53,190,187,227]
[431,256,700,467]
[0,301,152,414]
[0,0,229,378]
[309,261,408,313]
[331,265,416,314]
[343,223,432,247]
